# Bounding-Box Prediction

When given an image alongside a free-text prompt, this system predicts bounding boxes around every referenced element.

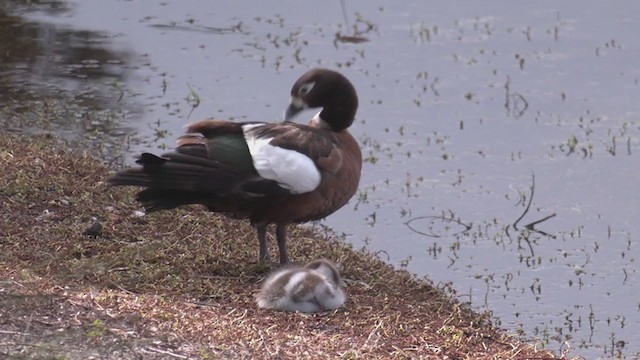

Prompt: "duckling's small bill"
[256,259,346,313]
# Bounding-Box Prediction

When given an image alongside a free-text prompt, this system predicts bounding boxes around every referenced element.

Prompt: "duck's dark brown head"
[285,68,358,132]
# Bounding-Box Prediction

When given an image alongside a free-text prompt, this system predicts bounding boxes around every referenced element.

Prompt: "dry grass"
[0,133,560,359]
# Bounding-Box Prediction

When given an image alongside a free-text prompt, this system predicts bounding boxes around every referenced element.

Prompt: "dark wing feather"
[248,123,343,174]
[108,121,289,213]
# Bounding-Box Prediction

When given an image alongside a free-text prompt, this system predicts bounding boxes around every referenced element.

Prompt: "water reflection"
[1,0,72,16]
[0,0,138,162]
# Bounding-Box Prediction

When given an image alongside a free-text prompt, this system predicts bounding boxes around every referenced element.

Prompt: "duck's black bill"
[284,103,304,122]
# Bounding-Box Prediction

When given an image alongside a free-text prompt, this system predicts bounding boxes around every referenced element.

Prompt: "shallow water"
[3,1,640,358]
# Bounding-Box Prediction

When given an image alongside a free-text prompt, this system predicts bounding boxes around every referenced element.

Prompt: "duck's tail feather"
[108,147,242,211]
[135,188,208,212]
[108,144,285,213]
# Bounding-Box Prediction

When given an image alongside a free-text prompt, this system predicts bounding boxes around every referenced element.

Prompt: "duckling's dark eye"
[298,81,316,97]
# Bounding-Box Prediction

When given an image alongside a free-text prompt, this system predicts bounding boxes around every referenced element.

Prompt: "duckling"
[256,259,346,313]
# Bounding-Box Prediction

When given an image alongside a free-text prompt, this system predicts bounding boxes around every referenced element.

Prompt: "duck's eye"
[298,81,316,97]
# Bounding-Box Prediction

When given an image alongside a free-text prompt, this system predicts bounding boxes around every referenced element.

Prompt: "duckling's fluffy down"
[256,260,346,313]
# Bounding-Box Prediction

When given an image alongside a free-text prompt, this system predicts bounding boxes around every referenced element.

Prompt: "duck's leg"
[275,224,289,264]
[256,224,271,262]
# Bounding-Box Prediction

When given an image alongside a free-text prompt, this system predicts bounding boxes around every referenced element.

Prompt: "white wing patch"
[242,124,321,194]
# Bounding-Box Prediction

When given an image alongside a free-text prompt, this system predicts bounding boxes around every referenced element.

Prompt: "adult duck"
[256,259,346,313]
[109,68,362,264]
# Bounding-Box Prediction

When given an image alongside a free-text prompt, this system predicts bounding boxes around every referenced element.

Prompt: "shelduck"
[109,68,362,264]
[256,259,346,313]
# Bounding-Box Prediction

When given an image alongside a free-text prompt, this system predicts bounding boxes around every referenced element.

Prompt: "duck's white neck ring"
[311,111,331,129]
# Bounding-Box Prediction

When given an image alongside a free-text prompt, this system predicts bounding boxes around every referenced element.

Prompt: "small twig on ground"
[108,281,136,295]
[0,330,32,336]
[22,313,33,344]
[364,320,384,349]
[0,280,25,288]
[142,346,188,359]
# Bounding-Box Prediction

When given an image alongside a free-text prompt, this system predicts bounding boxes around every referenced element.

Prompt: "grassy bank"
[0,132,558,359]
